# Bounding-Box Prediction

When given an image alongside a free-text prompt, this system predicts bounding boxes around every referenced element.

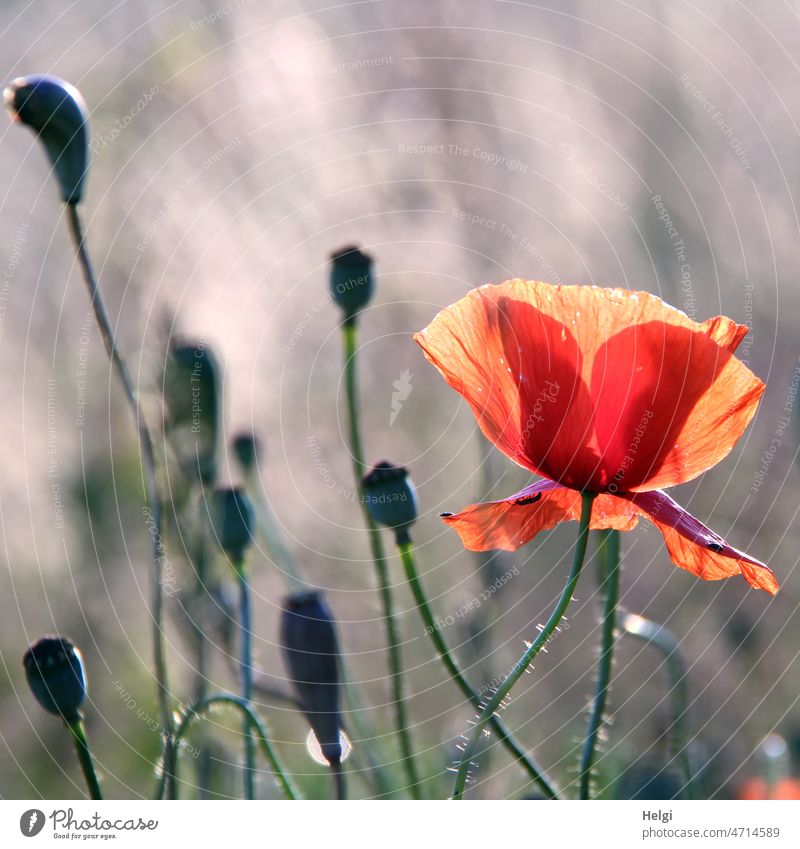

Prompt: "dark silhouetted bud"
[232,431,261,475]
[329,245,374,322]
[164,339,220,484]
[5,75,89,204]
[213,487,254,562]
[23,636,87,723]
[362,461,418,543]
[280,591,343,765]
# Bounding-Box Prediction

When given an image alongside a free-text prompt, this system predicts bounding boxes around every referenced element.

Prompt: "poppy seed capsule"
[232,431,261,475]
[213,487,255,563]
[362,462,418,543]
[164,340,220,484]
[4,75,89,204]
[280,591,343,765]
[329,245,374,322]
[23,636,87,723]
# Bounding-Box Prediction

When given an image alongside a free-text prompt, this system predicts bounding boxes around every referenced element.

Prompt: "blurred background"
[0,0,799,800]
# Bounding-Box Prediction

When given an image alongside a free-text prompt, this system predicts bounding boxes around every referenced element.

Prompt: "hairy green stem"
[452,493,596,800]
[622,613,695,799]
[342,320,421,799]
[170,694,298,800]
[579,528,621,799]
[66,718,103,800]
[66,204,174,797]
[397,538,559,798]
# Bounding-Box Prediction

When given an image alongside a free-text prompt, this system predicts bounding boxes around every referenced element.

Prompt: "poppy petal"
[622,489,778,594]
[414,282,601,486]
[594,315,763,491]
[442,479,639,552]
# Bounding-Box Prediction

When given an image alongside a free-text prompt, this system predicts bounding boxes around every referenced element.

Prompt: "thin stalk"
[331,760,347,800]
[171,694,299,799]
[65,203,174,797]
[452,493,596,800]
[241,472,394,798]
[236,560,256,799]
[622,613,695,799]
[397,538,559,799]
[341,319,421,799]
[66,718,103,800]
[579,528,621,799]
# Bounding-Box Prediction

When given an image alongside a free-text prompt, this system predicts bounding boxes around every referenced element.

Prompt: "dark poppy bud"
[280,591,343,765]
[362,461,418,543]
[23,636,87,723]
[164,340,220,484]
[329,245,374,322]
[4,75,89,204]
[232,431,261,475]
[213,487,254,563]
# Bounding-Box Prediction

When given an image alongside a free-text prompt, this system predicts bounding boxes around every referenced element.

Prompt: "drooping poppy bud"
[4,75,89,204]
[362,461,418,543]
[231,431,261,475]
[213,487,254,563]
[329,245,374,323]
[23,636,87,723]
[163,339,220,484]
[280,590,343,766]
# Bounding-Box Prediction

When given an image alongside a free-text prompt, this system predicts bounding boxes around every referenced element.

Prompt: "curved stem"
[65,203,174,797]
[397,539,559,799]
[452,493,595,800]
[579,528,621,799]
[236,562,256,799]
[622,613,695,799]
[171,694,299,800]
[66,718,103,800]
[342,320,421,799]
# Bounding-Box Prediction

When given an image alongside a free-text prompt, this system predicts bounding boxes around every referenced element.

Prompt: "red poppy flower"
[414,280,778,594]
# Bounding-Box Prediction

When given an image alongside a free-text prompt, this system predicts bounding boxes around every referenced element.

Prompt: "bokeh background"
[0,0,798,800]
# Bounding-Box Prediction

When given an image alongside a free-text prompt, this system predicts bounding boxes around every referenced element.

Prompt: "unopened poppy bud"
[329,245,374,322]
[23,636,87,723]
[164,340,220,483]
[280,591,343,765]
[232,431,261,475]
[5,75,89,204]
[213,487,255,563]
[362,461,418,543]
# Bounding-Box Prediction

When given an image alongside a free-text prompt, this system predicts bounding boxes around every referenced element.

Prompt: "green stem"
[236,561,256,799]
[341,320,421,799]
[171,694,299,799]
[579,528,621,799]
[622,613,695,799]
[397,538,559,799]
[452,493,596,800]
[66,203,174,797]
[66,718,103,800]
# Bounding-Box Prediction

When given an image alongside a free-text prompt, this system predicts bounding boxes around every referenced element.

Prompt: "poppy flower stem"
[341,320,422,799]
[66,717,103,800]
[235,559,256,799]
[452,492,596,800]
[579,528,621,799]
[621,612,696,799]
[64,203,175,798]
[170,694,299,800]
[396,537,559,798]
